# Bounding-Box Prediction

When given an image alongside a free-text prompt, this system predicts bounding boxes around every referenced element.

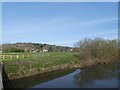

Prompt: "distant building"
[70,49,73,51]
[43,49,48,52]
[30,49,36,52]
[40,50,42,52]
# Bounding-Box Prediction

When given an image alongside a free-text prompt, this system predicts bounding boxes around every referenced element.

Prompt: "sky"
[2,2,118,47]
[1,0,120,2]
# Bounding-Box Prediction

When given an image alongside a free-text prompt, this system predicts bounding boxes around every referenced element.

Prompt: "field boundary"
[0,53,50,60]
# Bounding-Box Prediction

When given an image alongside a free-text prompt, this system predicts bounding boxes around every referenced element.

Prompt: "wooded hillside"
[1,43,73,53]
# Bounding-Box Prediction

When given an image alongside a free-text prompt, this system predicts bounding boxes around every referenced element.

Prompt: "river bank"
[4,61,118,89]
[2,52,78,80]
[4,53,117,80]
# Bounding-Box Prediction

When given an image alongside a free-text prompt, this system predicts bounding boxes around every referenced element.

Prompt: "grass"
[2,52,79,79]
[1,52,116,80]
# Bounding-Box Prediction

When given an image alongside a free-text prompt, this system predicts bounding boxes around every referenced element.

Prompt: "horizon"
[2,2,118,47]
[1,41,74,47]
[1,37,118,47]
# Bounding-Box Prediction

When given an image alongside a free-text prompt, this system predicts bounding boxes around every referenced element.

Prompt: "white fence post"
[10,55,12,59]
[16,55,19,59]
[3,55,4,60]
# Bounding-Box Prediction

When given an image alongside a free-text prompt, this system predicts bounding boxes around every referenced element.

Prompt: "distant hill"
[1,43,74,53]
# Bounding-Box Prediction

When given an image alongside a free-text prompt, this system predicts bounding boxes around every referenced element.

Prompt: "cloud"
[3,16,118,47]
[39,40,77,47]
[6,17,117,35]
[77,18,118,25]
[37,17,118,34]
[89,29,117,36]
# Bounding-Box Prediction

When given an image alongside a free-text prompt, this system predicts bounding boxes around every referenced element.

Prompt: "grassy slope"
[2,52,79,79]
[2,52,116,80]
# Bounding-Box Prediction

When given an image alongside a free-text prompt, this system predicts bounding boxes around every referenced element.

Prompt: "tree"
[48,47,53,52]
[75,38,118,61]
[3,48,24,53]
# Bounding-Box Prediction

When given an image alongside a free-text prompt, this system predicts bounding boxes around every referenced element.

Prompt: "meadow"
[1,38,118,80]
[1,52,79,79]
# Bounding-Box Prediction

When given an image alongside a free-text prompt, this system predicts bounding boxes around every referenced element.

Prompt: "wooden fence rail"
[0,53,50,60]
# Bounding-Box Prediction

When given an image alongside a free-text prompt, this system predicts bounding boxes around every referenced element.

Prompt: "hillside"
[1,43,73,53]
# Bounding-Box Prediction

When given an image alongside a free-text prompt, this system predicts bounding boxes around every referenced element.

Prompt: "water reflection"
[31,62,118,88]
[4,62,118,89]
[4,68,75,89]
[73,62,118,88]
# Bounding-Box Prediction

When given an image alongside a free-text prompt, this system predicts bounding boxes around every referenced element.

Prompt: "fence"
[0,53,50,60]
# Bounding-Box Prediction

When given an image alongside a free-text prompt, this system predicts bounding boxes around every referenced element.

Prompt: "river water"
[4,62,119,89]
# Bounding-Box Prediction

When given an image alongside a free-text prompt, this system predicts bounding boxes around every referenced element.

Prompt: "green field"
[2,52,80,79]
[1,38,118,80]
[1,49,117,80]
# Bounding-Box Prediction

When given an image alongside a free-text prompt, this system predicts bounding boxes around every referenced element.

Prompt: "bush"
[75,38,118,61]
[3,48,24,53]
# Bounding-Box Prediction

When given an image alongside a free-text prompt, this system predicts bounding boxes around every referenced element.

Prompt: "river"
[4,62,119,89]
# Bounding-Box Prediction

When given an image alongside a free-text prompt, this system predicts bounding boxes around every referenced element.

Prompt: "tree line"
[75,38,118,61]
[2,43,72,53]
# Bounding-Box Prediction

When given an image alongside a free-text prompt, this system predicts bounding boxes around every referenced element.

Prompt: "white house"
[70,49,73,52]
[40,50,42,52]
[43,49,48,52]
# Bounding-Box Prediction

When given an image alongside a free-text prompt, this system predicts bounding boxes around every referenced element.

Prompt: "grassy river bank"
[1,52,117,80]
